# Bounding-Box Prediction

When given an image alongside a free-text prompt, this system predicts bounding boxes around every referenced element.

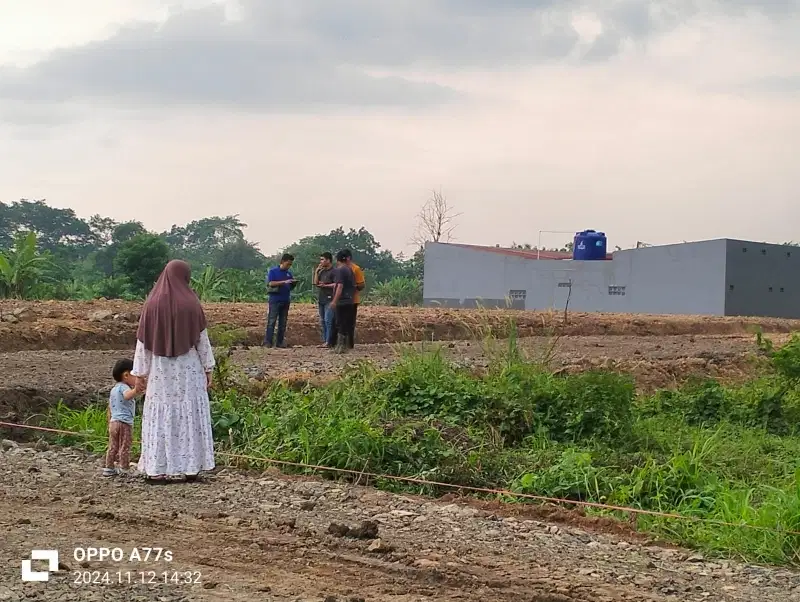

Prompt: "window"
[729,284,735,291]
[761,248,767,255]
[780,287,785,293]
[508,289,526,301]
[769,286,773,292]
[608,285,626,296]
[742,247,748,253]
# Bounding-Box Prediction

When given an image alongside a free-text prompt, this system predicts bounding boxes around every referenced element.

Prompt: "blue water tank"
[573,230,607,260]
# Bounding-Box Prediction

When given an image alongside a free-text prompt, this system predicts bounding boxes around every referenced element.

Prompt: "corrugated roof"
[449,243,612,260]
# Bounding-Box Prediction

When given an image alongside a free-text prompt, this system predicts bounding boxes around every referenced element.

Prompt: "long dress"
[132,329,216,476]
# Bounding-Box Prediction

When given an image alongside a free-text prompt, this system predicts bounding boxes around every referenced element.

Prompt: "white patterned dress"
[132,329,216,476]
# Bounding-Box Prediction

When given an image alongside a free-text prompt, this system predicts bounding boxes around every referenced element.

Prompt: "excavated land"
[1,443,798,602]
[0,300,797,419]
[2,301,800,600]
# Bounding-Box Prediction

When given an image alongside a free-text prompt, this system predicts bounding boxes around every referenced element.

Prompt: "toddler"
[102,358,144,477]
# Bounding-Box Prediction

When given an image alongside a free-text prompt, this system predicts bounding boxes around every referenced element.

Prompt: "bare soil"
[0,334,784,422]
[1,443,798,602]
[1,300,798,352]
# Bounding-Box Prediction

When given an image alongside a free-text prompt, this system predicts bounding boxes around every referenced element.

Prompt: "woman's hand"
[206,372,213,390]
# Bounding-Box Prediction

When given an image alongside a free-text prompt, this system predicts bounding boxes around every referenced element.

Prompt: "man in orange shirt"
[341,249,365,348]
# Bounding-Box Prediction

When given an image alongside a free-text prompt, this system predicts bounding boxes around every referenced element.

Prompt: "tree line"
[0,199,426,306]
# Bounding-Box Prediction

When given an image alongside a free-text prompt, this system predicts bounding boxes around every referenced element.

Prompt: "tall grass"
[46,331,800,566]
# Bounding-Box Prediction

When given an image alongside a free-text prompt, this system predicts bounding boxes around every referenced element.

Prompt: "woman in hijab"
[132,260,216,483]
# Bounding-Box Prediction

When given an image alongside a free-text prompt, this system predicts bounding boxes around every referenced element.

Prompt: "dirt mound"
[1,300,798,352]
[0,444,796,601]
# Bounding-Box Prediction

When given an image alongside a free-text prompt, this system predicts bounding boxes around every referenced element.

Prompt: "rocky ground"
[1,441,798,602]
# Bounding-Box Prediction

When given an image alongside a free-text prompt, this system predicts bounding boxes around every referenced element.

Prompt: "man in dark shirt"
[263,253,295,348]
[313,252,336,347]
[329,250,356,353]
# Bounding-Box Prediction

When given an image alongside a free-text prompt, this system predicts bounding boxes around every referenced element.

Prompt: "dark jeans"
[334,303,356,348]
[264,299,289,346]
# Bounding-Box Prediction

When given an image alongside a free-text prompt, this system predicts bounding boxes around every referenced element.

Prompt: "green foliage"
[637,336,800,437]
[191,266,226,301]
[770,334,800,382]
[48,333,800,566]
[113,233,171,296]
[163,215,265,270]
[369,277,422,306]
[47,401,142,456]
[0,232,53,299]
[0,200,422,304]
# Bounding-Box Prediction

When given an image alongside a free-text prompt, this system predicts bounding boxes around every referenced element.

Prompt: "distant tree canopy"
[0,199,421,303]
[510,241,574,253]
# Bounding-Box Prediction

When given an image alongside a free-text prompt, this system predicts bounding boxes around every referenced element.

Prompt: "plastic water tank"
[573,230,607,260]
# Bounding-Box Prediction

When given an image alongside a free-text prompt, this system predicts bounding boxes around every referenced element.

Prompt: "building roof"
[448,243,612,260]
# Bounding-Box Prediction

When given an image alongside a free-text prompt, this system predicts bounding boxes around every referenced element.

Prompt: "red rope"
[1,420,798,539]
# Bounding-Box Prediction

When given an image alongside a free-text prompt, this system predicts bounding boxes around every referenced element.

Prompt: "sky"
[0,0,797,256]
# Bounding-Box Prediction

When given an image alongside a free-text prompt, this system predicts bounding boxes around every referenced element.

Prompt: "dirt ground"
[1,300,799,352]
[1,442,798,602]
[2,301,799,601]
[0,333,784,421]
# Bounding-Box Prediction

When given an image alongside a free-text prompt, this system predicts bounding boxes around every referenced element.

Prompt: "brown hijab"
[136,260,207,357]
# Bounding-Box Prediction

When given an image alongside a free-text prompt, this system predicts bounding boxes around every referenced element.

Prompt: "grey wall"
[724,239,800,318]
[423,240,728,315]
[610,240,728,315]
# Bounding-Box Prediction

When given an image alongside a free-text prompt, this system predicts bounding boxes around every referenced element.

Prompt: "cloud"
[0,0,796,115]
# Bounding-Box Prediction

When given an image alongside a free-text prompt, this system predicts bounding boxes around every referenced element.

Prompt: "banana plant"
[0,231,51,299]
[191,265,226,301]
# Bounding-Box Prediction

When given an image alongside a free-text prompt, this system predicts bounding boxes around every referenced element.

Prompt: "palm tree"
[0,231,51,299]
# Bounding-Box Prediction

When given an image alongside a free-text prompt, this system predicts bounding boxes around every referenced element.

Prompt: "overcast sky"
[0,0,797,255]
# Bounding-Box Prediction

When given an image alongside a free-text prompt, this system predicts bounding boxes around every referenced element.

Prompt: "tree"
[0,232,51,299]
[411,189,460,247]
[90,221,147,278]
[281,227,403,295]
[113,233,170,296]
[400,247,424,281]
[88,215,118,246]
[163,216,261,268]
[510,241,574,253]
[0,199,95,257]
[214,238,265,271]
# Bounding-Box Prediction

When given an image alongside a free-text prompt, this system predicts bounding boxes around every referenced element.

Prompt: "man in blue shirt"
[263,253,296,348]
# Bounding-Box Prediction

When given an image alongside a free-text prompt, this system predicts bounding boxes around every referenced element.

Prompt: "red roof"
[450,243,612,260]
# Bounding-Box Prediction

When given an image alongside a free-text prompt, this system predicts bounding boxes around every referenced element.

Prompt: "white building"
[422,239,800,318]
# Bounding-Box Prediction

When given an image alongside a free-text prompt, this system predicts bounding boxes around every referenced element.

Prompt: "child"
[102,358,144,477]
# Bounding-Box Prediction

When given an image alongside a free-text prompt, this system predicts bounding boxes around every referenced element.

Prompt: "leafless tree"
[411,189,461,247]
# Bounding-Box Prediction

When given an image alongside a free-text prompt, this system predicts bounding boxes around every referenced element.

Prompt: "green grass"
[45,332,800,566]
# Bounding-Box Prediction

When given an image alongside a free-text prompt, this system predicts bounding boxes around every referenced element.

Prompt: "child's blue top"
[109,383,135,425]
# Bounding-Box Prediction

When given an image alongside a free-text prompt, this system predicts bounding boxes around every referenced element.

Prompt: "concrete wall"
[724,240,800,318]
[610,240,727,315]
[423,240,728,315]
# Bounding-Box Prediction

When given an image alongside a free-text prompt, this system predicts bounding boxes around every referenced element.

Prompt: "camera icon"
[21,550,59,582]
